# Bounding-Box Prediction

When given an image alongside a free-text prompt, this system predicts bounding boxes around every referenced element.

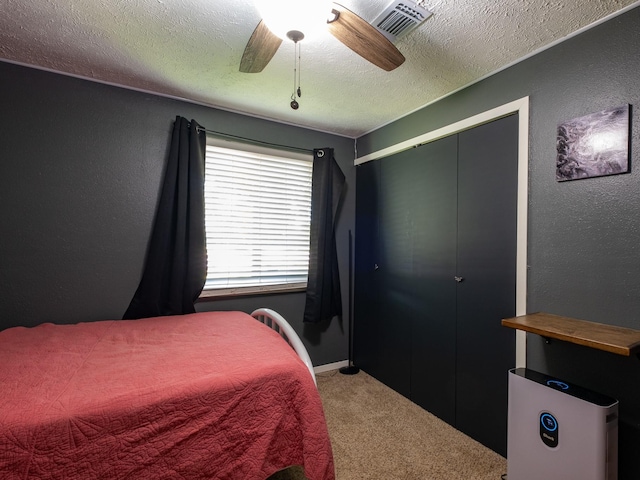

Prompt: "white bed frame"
[251,308,316,386]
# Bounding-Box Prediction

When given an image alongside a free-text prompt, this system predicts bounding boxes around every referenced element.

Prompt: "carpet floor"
[268,369,507,480]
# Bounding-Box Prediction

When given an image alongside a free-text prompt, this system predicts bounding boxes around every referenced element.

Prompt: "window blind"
[203,141,313,294]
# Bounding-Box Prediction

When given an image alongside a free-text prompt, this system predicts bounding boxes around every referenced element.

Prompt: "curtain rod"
[195,126,314,154]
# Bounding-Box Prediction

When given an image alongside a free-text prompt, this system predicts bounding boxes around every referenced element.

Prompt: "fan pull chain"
[297,42,302,99]
[290,39,302,109]
[286,30,304,110]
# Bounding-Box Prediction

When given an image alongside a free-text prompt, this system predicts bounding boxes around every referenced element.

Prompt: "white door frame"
[355,97,529,367]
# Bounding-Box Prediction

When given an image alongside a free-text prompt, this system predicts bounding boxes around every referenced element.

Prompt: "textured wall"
[0,61,355,367]
[359,5,640,475]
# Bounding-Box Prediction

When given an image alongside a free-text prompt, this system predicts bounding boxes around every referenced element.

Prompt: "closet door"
[355,114,519,456]
[354,152,415,397]
[354,160,383,377]
[455,114,518,456]
[371,150,418,397]
[410,135,458,424]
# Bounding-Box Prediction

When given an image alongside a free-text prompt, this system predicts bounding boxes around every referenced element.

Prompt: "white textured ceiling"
[1,0,638,137]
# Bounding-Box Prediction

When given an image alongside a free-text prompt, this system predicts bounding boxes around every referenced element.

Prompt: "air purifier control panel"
[511,367,616,406]
[540,412,558,447]
[546,379,569,390]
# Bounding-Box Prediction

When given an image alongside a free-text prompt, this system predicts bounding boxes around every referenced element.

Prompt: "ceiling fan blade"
[240,20,283,73]
[328,3,405,71]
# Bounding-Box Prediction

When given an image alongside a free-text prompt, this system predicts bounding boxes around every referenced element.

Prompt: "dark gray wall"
[0,61,355,367]
[359,6,640,475]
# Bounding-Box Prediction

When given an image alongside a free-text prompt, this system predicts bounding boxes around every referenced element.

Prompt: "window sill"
[198,283,307,301]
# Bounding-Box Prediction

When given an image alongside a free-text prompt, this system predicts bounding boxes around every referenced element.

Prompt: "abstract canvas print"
[556,105,630,181]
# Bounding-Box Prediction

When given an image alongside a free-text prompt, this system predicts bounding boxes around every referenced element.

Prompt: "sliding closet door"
[355,114,519,456]
[455,114,518,456]
[410,135,458,424]
[354,157,413,396]
[354,160,382,377]
[370,150,420,396]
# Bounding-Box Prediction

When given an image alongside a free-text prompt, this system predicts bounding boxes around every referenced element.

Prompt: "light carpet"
[269,369,507,480]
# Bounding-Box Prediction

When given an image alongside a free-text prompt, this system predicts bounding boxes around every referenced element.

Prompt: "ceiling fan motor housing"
[286,30,305,42]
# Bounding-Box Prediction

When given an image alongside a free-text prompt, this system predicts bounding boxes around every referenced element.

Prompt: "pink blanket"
[0,311,334,479]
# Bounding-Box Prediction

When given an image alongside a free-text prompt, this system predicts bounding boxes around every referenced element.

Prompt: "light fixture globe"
[255,0,333,41]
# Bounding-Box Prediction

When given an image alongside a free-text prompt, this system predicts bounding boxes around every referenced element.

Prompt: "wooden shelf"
[502,312,640,357]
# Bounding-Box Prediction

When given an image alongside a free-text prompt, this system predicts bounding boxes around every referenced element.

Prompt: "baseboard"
[314,360,348,374]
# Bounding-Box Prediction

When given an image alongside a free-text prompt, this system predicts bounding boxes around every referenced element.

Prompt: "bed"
[0,309,335,480]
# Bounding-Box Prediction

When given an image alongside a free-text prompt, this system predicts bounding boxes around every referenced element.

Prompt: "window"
[201,137,313,297]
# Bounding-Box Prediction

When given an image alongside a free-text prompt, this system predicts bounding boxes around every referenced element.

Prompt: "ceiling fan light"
[256,0,333,41]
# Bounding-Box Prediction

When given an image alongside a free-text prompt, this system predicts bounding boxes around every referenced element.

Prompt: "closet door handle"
[454,276,464,283]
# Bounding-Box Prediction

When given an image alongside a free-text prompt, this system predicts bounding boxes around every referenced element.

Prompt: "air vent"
[373,1,433,42]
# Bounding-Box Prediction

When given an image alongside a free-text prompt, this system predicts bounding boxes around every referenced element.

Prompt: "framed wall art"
[556,104,630,181]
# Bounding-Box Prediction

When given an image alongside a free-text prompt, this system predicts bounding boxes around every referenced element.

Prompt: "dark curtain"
[123,116,207,319]
[303,148,346,324]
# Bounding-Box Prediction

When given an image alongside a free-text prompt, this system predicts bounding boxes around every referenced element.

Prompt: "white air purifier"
[507,368,618,480]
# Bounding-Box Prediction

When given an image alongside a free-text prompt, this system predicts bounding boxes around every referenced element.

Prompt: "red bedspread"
[0,311,335,479]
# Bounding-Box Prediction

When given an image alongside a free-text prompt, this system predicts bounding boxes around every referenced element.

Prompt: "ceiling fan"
[239,2,406,74]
